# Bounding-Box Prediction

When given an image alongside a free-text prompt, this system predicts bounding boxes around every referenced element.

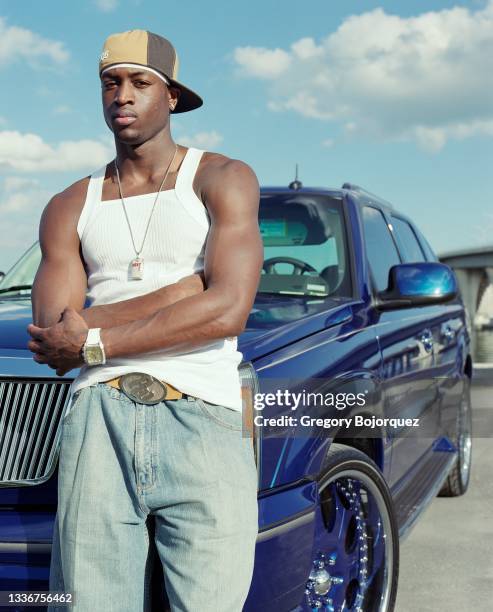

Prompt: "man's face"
[101,66,180,144]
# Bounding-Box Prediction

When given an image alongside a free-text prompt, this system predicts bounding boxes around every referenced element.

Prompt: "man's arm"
[101,158,262,359]
[32,192,88,329]
[31,184,205,330]
[78,271,206,328]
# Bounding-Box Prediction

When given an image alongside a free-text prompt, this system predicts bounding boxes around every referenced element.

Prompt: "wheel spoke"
[303,463,395,612]
[306,479,374,610]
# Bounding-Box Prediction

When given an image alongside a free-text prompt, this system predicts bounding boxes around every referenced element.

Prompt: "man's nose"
[114,81,134,105]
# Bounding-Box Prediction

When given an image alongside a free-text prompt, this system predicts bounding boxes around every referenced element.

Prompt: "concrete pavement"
[395,379,493,611]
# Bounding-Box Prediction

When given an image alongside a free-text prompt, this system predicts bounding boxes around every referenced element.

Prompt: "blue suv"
[0,181,472,611]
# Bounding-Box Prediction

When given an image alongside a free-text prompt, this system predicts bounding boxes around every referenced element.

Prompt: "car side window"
[362,206,401,292]
[414,227,439,262]
[391,216,426,263]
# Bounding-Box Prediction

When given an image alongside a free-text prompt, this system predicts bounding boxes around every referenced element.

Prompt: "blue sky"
[0,0,492,271]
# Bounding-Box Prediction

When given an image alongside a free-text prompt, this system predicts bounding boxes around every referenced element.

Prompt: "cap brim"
[166,77,203,113]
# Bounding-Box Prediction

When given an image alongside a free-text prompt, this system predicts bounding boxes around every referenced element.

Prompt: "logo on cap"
[100,50,109,61]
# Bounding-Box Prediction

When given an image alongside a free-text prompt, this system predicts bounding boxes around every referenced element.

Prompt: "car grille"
[0,378,71,486]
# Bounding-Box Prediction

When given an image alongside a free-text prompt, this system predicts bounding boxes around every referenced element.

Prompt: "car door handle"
[441,324,455,342]
[418,329,434,353]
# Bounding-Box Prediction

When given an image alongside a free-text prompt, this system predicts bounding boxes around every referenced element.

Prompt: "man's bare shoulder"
[201,150,256,176]
[49,175,92,211]
[39,175,94,246]
[198,151,259,197]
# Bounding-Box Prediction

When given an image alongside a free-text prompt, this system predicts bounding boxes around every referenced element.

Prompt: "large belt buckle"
[119,372,167,405]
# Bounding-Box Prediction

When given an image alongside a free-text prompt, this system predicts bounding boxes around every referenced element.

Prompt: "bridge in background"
[440,246,493,323]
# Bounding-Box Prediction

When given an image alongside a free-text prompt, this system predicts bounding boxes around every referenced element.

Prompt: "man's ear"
[168,86,181,110]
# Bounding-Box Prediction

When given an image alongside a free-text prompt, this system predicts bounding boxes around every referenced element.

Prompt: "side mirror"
[375,262,457,311]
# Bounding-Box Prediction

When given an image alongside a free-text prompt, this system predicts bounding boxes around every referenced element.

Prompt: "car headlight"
[239,361,261,475]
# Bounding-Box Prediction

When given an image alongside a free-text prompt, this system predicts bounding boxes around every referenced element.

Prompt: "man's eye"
[103,81,116,89]
[134,80,150,87]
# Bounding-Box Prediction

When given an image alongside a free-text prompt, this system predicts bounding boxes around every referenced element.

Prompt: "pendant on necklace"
[130,257,144,280]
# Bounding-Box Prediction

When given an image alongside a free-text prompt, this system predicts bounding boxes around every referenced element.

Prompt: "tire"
[302,443,399,612]
[438,376,473,497]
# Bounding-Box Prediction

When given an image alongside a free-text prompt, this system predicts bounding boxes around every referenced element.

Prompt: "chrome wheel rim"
[302,468,394,612]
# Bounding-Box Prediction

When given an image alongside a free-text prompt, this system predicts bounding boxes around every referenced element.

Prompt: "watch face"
[85,345,103,364]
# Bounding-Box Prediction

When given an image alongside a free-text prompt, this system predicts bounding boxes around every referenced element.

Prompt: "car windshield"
[0,192,352,299]
[259,192,352,298]
[0,242,41,296]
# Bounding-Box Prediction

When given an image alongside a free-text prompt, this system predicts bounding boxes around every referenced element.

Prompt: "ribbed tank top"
[69,147,243,411]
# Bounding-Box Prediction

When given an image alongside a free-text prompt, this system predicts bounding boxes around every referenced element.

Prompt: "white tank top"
[69,147,243,411]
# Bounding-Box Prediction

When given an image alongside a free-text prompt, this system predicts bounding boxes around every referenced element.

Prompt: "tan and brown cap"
[99,30,203,113]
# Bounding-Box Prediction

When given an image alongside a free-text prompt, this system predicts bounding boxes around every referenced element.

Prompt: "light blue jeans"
[48,382,258,612]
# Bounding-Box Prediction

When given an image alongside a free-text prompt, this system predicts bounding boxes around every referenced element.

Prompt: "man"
[27,30,263,612]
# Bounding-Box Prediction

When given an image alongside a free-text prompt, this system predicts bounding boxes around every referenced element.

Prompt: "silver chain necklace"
[115,144,178,280]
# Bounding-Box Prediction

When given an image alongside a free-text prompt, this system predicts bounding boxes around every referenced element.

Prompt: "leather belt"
[103,372,184,405]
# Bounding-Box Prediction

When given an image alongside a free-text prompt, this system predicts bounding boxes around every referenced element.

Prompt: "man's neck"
[114,131,181,182]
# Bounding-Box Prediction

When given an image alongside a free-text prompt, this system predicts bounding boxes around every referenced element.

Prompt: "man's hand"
[27,307,89,376]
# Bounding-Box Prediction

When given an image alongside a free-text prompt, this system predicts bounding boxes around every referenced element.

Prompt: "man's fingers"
[27,340,45,353]
[32,353,58,368]
[27,324,46,340]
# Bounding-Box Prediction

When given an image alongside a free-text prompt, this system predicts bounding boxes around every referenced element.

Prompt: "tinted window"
[414,227,439,262]
[362,206,401,292]
[259,194,352,298]
[391,217,426,262]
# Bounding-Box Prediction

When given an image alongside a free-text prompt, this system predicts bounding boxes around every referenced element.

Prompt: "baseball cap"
[99,30,203,114]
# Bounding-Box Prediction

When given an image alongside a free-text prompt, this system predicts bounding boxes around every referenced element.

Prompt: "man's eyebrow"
[102,70,153,79]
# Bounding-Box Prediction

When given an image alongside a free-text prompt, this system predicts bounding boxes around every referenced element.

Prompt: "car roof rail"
[341,183,394,209]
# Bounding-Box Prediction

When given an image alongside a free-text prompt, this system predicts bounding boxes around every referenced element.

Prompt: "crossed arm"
[28,159,263,375]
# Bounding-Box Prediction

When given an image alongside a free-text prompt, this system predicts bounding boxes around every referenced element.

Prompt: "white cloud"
[95,0,118,12]
[232,2,493,152]
[3,176,39,192]
[0,130,114,172]
[291,37,324,60]
[179,130,223,150]
[401,118,493,152]
[0,17,69,68]
[321,138,335,148]
[0,169,64,273]
[0,218,38,267]
[0,177,50,269]
[0,174,49,213]
[0,190,40,214]
[233,46,291,79]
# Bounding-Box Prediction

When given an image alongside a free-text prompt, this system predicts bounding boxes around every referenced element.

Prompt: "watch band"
[82,327,106,366]
[86,328,102,345]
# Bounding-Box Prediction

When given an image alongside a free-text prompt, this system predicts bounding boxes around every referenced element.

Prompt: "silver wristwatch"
[82,328,106,366]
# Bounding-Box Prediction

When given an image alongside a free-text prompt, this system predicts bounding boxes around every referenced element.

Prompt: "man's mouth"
[115,117,137,126]
[112,111,138,127]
